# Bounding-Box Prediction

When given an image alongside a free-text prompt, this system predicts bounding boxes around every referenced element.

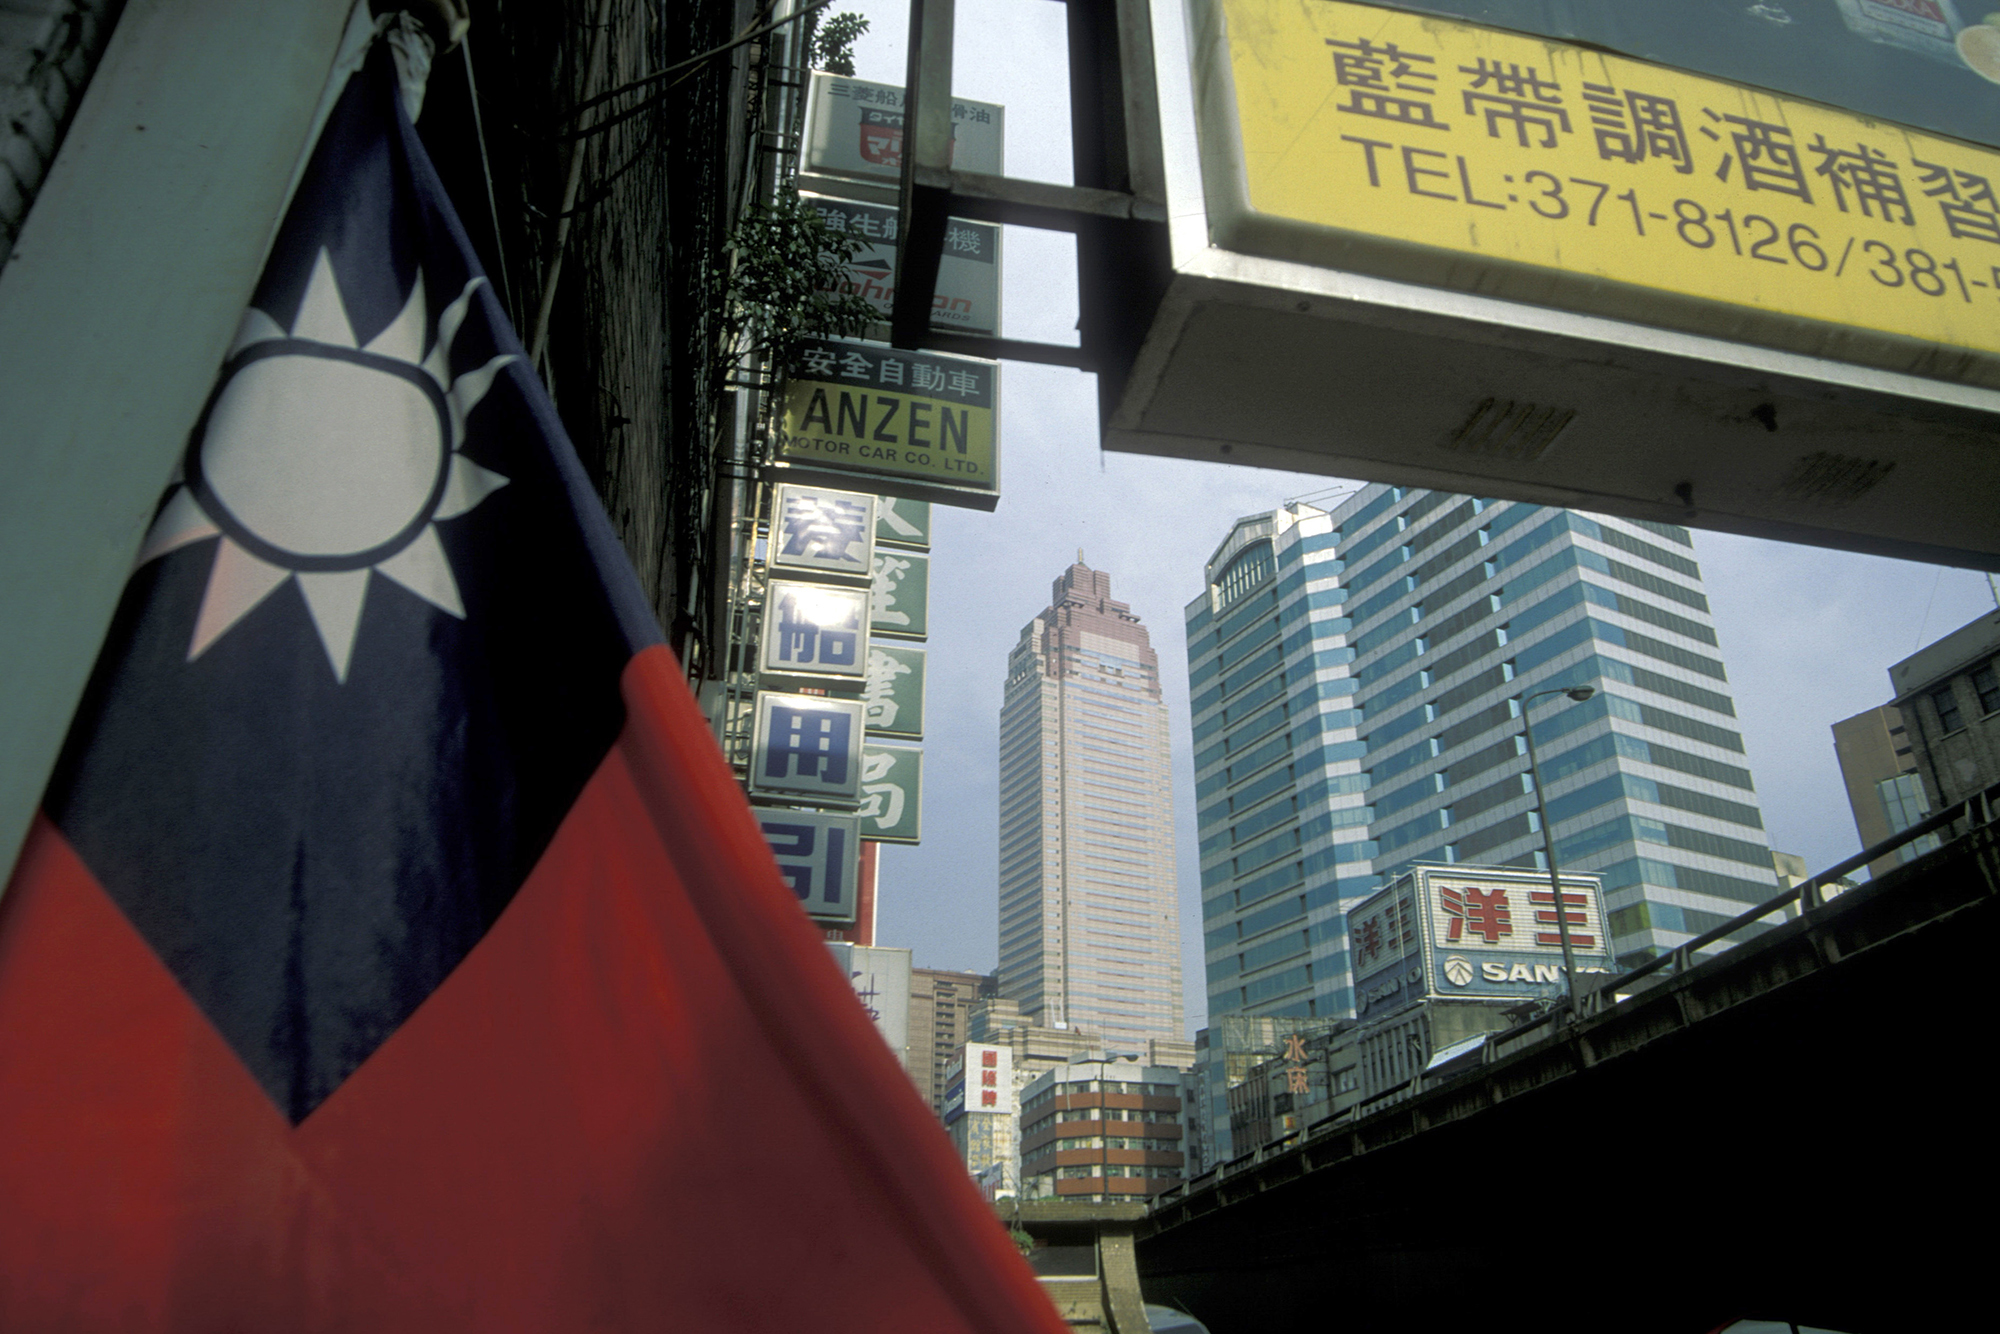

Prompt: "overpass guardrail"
[1150,776,2000,1215]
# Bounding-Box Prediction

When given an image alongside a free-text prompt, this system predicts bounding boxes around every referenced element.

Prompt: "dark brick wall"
[420,0,760,673]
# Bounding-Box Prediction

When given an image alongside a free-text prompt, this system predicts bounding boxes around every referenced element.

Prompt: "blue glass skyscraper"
[1186,505,1372,1028]
[1188,487,1777,1159]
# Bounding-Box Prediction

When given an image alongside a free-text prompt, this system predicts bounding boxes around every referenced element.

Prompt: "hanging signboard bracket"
[892,0,1171,417]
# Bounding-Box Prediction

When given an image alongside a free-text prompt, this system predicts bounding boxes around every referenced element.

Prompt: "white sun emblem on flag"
[139,249,515,681]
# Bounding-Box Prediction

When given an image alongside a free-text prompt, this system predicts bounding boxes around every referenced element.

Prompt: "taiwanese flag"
[0,40,1062,1334]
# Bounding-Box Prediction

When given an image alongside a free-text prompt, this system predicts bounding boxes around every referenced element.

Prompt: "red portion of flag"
[0,646,1065,1332]
[0,815,457,1330]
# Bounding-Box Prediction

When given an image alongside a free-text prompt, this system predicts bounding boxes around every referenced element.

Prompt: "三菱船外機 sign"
[1201,0,2000,374]
[778,339,1000,510]
[803,74,1004,185]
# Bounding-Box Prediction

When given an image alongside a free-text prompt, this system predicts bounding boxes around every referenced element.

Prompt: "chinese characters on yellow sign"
[1209,0,2000,365]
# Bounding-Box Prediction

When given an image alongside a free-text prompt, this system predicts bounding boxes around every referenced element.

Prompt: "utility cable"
[461,32,516,321]
[556,0,831,136]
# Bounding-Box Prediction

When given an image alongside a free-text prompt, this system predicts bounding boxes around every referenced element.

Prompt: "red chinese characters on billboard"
[1350,892,1420,975]
[1440,884,1513,944]
[1355,915,1385,963]
[1430,877,1604,954]
[1529,888,1597,949]
[1282,1035,1311,1094]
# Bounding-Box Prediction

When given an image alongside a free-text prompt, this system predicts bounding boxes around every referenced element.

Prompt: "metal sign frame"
[887,0,1172,420]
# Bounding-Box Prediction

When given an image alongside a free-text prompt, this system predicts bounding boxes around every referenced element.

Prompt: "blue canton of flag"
[40,43,643,1123]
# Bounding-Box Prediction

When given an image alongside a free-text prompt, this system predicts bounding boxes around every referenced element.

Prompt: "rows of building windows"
[1028,1136,1184,1154]
[1929,658,2000,734]
[1373,761,1765,855]
[1338,493,1753,953]
[1020,1083,1183,1112]
[1049,1166,1183,1181]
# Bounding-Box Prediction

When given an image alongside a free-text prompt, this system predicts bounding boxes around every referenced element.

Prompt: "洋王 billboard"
[1349,865,1611,1014]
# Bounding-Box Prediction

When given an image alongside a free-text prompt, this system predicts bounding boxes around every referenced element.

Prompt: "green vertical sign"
[863,643,926,740]
[871,549,928,640]
[875,497,932,550]
[859,744,922,844]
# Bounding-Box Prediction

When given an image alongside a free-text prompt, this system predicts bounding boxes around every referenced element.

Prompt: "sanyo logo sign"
[1441,955,1565,986]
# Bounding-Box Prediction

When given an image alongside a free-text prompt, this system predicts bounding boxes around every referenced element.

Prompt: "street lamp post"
[1520,685,1595,1012]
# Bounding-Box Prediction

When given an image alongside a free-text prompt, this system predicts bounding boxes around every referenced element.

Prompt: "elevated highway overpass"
[1136,789,2000,1334]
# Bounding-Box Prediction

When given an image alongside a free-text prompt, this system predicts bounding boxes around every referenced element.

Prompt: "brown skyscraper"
[997,561,1184,1057]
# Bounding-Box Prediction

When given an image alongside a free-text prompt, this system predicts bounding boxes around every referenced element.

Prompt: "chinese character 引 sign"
[1208,0,2000,364]
[760,810,861,924]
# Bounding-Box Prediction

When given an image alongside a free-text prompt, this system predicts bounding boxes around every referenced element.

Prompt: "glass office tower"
[1332,486,1775,944]
[997,561,1183,1056]
[1189,488,1778,1151]
[1185,504,1372,1029]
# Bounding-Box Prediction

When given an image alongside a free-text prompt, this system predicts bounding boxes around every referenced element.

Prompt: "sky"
[825,0,2000,1035]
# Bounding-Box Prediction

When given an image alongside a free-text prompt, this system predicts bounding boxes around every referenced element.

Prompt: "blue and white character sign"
[758,809,861,925]
[748,692,866,804]
[760,580,870,681]
[769,484,875,581]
